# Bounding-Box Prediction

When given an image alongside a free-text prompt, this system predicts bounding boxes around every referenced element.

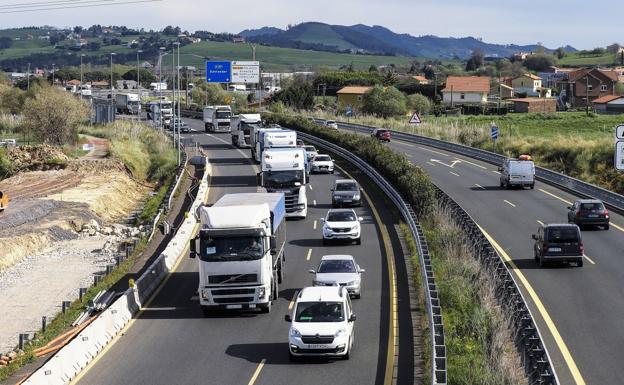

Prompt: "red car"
[371,128,391,142]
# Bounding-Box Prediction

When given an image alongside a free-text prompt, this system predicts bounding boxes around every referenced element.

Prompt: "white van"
[499,156,535,189]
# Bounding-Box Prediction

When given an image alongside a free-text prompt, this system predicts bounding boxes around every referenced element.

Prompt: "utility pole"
[176,41,181,166]
[585,75,590,116]
[27,62,30,91]
[80,54,84,94]
[137,49,142,122]
[250,43,257,61]
[110,53,116,99]
[171,44,176,148]
[51,63,55,86]
[158,47,165,128]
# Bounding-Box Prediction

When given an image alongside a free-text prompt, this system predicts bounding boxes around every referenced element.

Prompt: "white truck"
[252,128,297,163]
[203,105,232,133]
[231,113,261,148]
[147,99,173,128]
[251,126,282,163]
[259,148,308,218]
[190,193,286,314]
[115,93,141,115]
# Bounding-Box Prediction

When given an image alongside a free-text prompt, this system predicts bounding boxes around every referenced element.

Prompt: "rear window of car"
[335,182,357,191]
[546,227,579,243]
[315,155,331,162]
[580,202,604,211]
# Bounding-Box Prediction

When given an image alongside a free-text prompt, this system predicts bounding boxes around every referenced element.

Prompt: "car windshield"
[547,228,579,243]
[304,146,316,152]
[295,301,345,322]
[327,211,356,222]
[336,183,357,192]
[580,203,604,211]
[318,260,356,273]
[314,155,331,162]
[327,121,336,124]
[199,236,264,262]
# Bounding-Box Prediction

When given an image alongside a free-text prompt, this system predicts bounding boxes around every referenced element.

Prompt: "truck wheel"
[530,183,535,189]
[261,301,271,313]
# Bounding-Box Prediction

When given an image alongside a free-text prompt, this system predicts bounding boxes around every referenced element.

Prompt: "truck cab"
[204,105,232,133]
[231,113,261,148]
[259,148,308,218]
[191,193,286,314]
[251,127,282,163]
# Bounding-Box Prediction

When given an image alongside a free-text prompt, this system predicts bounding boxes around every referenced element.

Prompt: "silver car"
[309,255,365,298]
[331,179,362,207]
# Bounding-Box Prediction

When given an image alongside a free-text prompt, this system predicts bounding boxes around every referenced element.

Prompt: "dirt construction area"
[0,145,150,355]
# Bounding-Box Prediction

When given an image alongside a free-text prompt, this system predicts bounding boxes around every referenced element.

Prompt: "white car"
[302,145,318,162]
[321,209,362,245]
[325,120,338,129]
[310,255,365,298]
[285,286,356,360]
[311,154,334,174]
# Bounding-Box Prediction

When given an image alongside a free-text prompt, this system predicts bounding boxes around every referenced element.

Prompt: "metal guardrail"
[334,120,624,214]
[435,186,559,384]
[297,131,447,385]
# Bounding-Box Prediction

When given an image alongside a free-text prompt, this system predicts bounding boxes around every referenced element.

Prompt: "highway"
[349,129,624,385]
[70,119,412,385]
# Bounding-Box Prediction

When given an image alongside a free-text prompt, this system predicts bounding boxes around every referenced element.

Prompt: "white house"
[442,76,490,106]
[512,73,551,97]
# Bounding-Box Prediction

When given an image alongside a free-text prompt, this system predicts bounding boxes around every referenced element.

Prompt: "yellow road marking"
[454,157,487,169]
[539,188,573,205]
[611,223,624,233]
[479,225,586,385]
[504,200,516,208]
[449,171,460,177]
[306,248,312,261]
[288,291,298,310]
[426,161,436,167]
[313,220,317,230]
[418,146,449,157]
[475,183,485,190]
[537,220,545,226]
[247,358,266,385]
[583,254,596,265]
[335,164,397,385]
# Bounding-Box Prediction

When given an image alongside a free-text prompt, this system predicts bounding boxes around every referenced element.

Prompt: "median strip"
[247,359,266,385]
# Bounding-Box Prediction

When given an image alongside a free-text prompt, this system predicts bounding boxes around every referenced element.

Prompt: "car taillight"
[604,209,609,218]
[580,244,584,254]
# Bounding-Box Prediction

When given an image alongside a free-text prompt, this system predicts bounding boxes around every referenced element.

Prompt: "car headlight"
[290,327,301,337]
[350,225,359,231]
[201,289,210,300]
[346,280,357,286]
[335,329,347,337]
[258,287,266,299]
[353,194,361,200]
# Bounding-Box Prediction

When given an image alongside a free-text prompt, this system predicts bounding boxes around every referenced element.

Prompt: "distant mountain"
[239,22,576,59]
[239,27,282,38]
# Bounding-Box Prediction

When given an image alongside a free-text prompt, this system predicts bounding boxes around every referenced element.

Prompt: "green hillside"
[289,23,357,50]
[559,51,618,67]
[178,41,416,71]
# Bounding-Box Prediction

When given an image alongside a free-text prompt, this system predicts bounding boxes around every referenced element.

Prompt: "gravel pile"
[6,145,70,172]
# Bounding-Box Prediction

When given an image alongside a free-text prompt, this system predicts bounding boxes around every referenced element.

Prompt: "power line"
[0,0,112,10]
[0,0,162,13]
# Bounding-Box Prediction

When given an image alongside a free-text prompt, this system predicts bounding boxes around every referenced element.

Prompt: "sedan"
[309,255,365,298]
[311,154,334,174]
[321,209,362,245]
[567,199,609,230]
[325,120,339,129]
[302,145,318,162]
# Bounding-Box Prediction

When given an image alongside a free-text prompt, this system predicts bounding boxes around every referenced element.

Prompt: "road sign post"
[615,124,624,171]
[491,124,499,149]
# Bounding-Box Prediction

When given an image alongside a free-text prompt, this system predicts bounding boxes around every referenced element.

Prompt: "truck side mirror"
[270,236,277,254]
[497,167,502,172]
[531,234,538,240]
[349,314,357,322]
[284,314,292,322]
[189,236,198,258]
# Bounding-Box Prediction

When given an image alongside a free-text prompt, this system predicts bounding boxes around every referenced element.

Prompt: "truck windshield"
[264,170,303,188]
[295,302,345,322]
[241,122,260,134]
[199,236,264,262]
[160,103,172,109]
[216,111,231,119]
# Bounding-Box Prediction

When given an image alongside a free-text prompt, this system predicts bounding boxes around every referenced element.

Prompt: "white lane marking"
[539,188,573,205]
[426,161,436,167]
[537,220,544,226]
[475,183,485,190]
[430,158,461,168]
[313,220,317,230]
[309,184,313,191]
[583,254,596,265]
[449,171,460,177]
[454,157,487,169]
[504,200,516,207]
[313,199,317,206]
[306,248,312,261]
[190,295,199,301]
[418,146,450,157]
[492,170,501,175]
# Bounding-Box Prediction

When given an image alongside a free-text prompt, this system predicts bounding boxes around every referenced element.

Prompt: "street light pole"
[80,55,84,92]
[137,49,142,122]
[171,44,177,153]
[51,63,55,86]
[175,41,181,166]
[585,75,590,116]
[159,47,165,128]
[27,62,30,91]
[110,52,116,98]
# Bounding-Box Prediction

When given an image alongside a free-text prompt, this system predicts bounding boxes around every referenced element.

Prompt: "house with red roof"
[441,76,490,106]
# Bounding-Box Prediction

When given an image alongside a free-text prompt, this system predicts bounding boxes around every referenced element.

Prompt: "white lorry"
[190,193,286,314]
[115,93,141,115]
[147,99,173,128]
[259,148,308,218]
[252,128,297,163]
[203,105,232,133]
[231,113,261,148]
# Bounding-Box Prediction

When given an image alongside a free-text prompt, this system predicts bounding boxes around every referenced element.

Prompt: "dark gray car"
[533,223,584,267]
[567,199,609,230]
[331,179,362,207]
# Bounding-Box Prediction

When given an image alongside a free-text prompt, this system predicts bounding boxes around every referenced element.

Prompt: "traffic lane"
[74,132,267,385]
[255,170,385,385]
[386,138,624,384]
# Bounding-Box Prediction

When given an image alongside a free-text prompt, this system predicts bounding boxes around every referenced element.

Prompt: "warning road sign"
[409,112,421,125]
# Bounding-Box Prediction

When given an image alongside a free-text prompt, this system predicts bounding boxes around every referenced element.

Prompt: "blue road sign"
[491,125,499,140]
[345,106,353,117]
[206,61,231,83]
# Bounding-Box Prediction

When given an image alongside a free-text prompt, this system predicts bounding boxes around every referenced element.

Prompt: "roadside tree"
[23,87,90,145]
[362,85,407,117]
[407,93,431,115]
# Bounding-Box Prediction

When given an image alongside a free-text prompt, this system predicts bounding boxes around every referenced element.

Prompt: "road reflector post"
[62,301,70,314]
[42,316,47,333]
[79,287,87,301]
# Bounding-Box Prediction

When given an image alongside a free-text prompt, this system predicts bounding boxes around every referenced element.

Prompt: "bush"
[407,93,432,115]
[0,148,14,180]
[362,85,407,117]
[264,113,436,217]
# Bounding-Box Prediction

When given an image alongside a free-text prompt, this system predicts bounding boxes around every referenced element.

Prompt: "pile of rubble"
[6,144,70,173]
[71,218,147,239]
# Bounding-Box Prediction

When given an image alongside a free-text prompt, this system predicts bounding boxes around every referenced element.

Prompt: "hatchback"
[567,199,609,230]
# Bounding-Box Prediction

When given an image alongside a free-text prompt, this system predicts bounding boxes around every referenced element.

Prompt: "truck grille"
[284,189,300,213]
[211,288,255,296]
[301,335,335,344]
[213,297,254,304]
[208,274,257,284]
[218,122,230,127]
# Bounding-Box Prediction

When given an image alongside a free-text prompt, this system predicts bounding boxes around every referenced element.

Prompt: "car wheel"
[539,255,545,267]
[260,301,271,313]
[578,259,584,267]
[343,342,350,360]
[278,258,284,283]
[605,224,610,230]
[355,238,361,245]
[201,307,212,317]
[530,183,535,189]
[288,351,299,362]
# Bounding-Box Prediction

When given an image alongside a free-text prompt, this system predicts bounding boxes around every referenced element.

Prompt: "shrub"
[362,85,407,117]
[407,93,432,115]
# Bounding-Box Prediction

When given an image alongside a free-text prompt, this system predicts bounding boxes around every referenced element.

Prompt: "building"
[511,73,551,97]
[336,86,373,110]
[560,68,619,108]
[508,98,557,113]
[441,76,490,106]
[411,75,429,85]
[593,95,624,114]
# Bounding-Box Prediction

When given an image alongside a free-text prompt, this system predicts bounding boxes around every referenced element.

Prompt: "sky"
[0,0,619,49]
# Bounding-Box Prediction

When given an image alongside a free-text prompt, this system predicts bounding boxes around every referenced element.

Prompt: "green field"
[178,41,417,72]
[558,51,618,67]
